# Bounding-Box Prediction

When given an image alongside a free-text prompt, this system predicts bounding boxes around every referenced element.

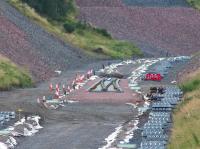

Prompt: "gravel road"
[0,60,137,149]
[0,57,190,149]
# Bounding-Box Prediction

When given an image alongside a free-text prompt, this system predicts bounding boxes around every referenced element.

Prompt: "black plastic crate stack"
[139,86,182,149]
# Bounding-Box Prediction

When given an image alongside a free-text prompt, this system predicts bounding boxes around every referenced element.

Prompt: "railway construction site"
[0,56,192,149]
[0,0,200,149]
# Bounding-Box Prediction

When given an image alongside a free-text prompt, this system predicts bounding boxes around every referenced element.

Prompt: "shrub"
[76,29,85,35]
[21,0,75,21]
[0,56,32,90]
[76,21,87,30]
[63,22,76,33]
[75,22,111,38]
[94,28,112,38]
[181,79,200,93]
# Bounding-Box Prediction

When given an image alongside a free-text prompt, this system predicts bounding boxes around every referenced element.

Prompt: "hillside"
[0,15,54,82]
[187,0,200,9]
[0,0,94,82]
[77,0,200,56]
[177,52,200,83]
[123,0,189,7]
[8,0,142,59]
[0,55,32,90]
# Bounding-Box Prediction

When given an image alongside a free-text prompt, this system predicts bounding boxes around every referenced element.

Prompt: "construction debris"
[0,114,42,148]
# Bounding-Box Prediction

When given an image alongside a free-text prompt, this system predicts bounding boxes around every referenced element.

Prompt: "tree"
[22,0,75,21]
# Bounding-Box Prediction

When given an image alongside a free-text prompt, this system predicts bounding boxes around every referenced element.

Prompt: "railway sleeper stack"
[139,86,182,149]
[124,56,189,148]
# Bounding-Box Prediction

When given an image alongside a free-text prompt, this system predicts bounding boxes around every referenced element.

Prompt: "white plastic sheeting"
[122,120,139,144]
[0,142,8,149]
[99,125,123,149]
[0,115,42,148]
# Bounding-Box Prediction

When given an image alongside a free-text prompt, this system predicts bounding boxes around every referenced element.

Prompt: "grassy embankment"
[0,55,32,90]
[168,65,200,148]
[187,0,200,9]
[168,3,200,146]
[9,0,142,58]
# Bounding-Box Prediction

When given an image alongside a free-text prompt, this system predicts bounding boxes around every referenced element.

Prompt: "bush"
[76,21,87,30]
[0,56,32,90]
[181,79,200,93]
[76,29,85,35]
[63,22,76,33]
[75,22,111,38]
[21,0,75,21]
[94,28,112,38]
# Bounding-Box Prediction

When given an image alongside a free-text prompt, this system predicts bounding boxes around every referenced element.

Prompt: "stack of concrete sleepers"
[139,86,182,149]
[139,111,171,149]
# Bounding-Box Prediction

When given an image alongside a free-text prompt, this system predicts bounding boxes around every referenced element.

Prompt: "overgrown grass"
[9,0,142,58]
[0,55,32,90]
[180,78,200,93]
[187,0,200,9]
[168,71,200,149]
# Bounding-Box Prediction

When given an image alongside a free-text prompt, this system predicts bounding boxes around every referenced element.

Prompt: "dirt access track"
[0,61,137,149]
[0,57,189,149]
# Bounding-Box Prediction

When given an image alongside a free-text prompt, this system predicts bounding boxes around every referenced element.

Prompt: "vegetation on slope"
[168,70,200,149]
[9,0,142,58]
[187,0,200,9]
[181,77,200,92]
[0,55,32,90]
[21,0,76,21]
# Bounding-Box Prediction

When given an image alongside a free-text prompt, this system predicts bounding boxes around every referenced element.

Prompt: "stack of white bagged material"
[0,115,42,148]
[12,116,42,137]
[0,142,8,149]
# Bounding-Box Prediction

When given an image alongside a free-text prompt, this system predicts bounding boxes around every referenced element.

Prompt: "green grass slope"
[168,70,200,149]
[0,55,32,90]
[9,0,142,58]
[187,0,200,9]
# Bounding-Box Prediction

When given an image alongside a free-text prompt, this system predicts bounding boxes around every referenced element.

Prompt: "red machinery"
[145,73,162,81]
